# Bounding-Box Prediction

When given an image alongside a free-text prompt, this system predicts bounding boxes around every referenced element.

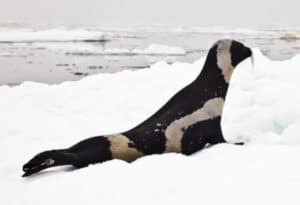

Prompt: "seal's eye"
[43,158,55,166]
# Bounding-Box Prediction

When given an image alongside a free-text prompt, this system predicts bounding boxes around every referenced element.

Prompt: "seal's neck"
[194,49,234,100]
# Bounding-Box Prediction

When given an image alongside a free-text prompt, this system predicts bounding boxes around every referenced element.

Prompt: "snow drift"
[1,48,300,205]
[131,44,186,55]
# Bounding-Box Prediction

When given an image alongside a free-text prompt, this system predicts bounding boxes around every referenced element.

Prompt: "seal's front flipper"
[234,142,245,146]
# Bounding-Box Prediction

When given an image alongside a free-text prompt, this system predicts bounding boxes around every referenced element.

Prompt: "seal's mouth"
[22,164,46,177]
[22,158,55,177]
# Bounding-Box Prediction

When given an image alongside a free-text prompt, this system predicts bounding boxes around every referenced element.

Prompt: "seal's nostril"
[245,47,252,57]
[249,48,252,56]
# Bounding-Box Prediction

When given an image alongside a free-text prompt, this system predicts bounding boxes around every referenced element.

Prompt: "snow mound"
[1,49,300,204]
[0,28,108,42]
[132,44,186,55]
[223,48,300,144]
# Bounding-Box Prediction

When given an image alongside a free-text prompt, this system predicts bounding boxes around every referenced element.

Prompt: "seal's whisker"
[250,51,255,70]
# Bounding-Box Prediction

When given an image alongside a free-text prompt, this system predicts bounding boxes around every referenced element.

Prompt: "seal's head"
[22,151,57,177]
[203,39,252,83]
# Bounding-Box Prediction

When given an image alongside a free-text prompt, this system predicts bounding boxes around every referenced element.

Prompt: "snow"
[132,44,186,55]
[97,25,288,34]
[32,42,187,56]
[97,25,300,40]
[223,49,300,144]
[0,28,108,42]
[0,52,16,57]
[1,48,300,204]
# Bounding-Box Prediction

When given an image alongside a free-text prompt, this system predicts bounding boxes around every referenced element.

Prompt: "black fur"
[181,117,225,155]
[22,40,252,177]
[231,41,252,67]
[22,137,112,177]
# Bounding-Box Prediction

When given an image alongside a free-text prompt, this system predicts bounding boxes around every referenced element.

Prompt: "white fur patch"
[165,97,224,153]
[216,40,234,83]
[107,134,144,162]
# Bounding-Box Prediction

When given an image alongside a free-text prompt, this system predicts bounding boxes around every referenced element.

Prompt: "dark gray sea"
[1,25,300,85]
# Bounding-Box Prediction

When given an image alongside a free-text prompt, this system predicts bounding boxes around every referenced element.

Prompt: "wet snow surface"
[1,49,300,204]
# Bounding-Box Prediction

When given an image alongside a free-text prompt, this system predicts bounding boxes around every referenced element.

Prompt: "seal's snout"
[228,40,253,67]
[244,47,252,58]
[239,45,252,61]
